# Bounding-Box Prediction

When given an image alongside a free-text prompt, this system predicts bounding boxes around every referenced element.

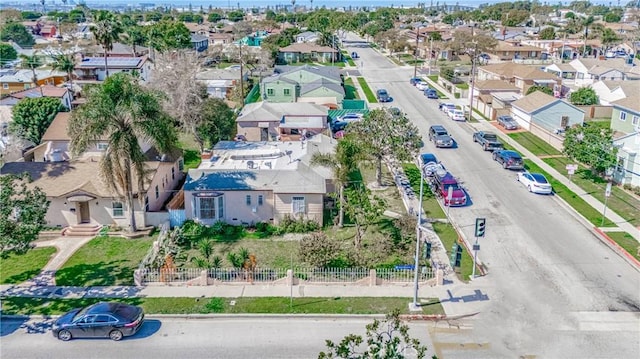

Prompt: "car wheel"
[528,185,532,192]
[502,162,508,169]
[473,136,477,142]
[483,144,488,151]
[492,154,497,161]
[109,330,124,341]
[58,330,72,341]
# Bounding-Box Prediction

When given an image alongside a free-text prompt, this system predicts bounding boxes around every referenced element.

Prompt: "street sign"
[605,182,612,197]
[473,244,480,251]
[566,164,578,172]
[394,264,414,270]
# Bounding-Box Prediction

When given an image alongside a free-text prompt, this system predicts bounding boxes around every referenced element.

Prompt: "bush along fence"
[134,222,445,287]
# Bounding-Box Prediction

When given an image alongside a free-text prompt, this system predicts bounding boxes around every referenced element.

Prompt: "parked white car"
[517,171,553,194]
[450,109,465,121]
[415,81,429,91]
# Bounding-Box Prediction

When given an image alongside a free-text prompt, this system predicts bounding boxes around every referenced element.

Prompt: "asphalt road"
[344,34,640,358]
[0,316,433,359]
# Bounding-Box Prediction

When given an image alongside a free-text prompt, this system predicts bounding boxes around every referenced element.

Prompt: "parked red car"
[430,172,468,206]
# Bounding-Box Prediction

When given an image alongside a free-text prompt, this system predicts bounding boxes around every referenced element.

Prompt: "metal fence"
[207,268,289,282]
[142,267,202,283]
[376,267,433,282]
[293,267,370,283]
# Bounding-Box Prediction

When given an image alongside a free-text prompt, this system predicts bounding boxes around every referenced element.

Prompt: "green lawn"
[346,56,356,67]
[0,297,444,315]
[183,149,201,170]
[605,232,640,261]
[181,238,302,268]
[432,223,474,282]
[456,83,469,90]
[357,77,378,103]
[402,163,446,219]
[427,75,438,82]
[344,78,359,100]
[0,247,57,284]
[542,157,640,226]
[507,132,562,157]
[55,236,154,286]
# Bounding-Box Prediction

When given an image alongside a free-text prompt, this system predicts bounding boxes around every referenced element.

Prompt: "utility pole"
[467,41,478,122]
[239,42,245,102]
[413,25,421,79]
[428,37,434,76]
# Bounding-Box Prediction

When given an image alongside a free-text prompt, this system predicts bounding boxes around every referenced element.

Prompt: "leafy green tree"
[197,98,237,147]
[69,73,178,232]
[603,13,621,23]
[565,12,576,19]
[601,28,621,50]
[440,67,455,82]
[91,10,123,79]
[227,10,245,22]
[298,232,341,268]
[310,137,362,228]
[526,85,553,96]
[350,109,422,187]
[0,173,50,258]
[145,20,191,52]
[569,87,598,105]
[563,122,618,175]
[20,11,41,20]
[69,9,86,23]
[319,309,429,359]
[122,24,147,56]
[428,32,442,41]
[50,53,75,90]
[343,184,386,248]
[538,27,556,40]
[0,22,35,47]
[10,97,64,144]
[208,12,222,23]
[0,42,17,64]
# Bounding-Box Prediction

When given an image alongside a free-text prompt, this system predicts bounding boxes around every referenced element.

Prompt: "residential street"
[344,33,640,358]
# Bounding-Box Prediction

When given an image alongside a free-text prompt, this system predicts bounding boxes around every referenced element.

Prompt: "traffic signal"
[454,243,463,267]
[475,217,486,237]
[424,241,432,259]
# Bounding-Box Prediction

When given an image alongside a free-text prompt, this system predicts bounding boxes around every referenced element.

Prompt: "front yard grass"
[55,236,154,286]
[181,238,302,268]
[432,222,474,282]
[402,163,446,219]
[507,132,562,157]
[427,75,438,82]
[344,77,359,100]
[605,232,640,261]
[357,77,378,103]
[0,247,57,284]
[0,297,444,315]
[456,83,469,90]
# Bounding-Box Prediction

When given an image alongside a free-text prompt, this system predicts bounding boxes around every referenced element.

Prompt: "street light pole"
[467,41,478,122]
[411,165,425,311]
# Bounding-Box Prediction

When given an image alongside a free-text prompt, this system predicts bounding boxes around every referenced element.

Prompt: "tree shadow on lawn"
[2,269,42,285]
[55,261,134,287]
[577,168,607,184]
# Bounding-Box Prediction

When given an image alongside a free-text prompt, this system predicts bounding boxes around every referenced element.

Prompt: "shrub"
[277,214,320,234]
[298,232,341,268]
[210,221,225,235]
[182,220,205,237]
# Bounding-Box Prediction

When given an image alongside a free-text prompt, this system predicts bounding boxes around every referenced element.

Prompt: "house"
[470,80,520,120]
[0,69,67,96]
[209,32,234,45]
[74,56,152,82]
[568,58,638,87]
[181,135,336,227]
[191,34,209,52]
[2,85,73,109]
[296,31,320,43]
[84,42,149,58]
[261,65,344,106]
[591,80,639,106]
[278,43,338,64]
[195,68,247,99]
[0,155,181,230]
[477,63,560,94]
[544,63,578,84]
[612,132,640,187]
[40,25,57,39]
[235,102,328,142]
[487,41,546,61]
[511,91,584,136]
[239,31,269,47]
[611,95,640,135]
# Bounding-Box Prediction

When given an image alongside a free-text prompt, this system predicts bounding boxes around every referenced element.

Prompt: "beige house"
[182,135,336,227]
[236,102,329,141]
[477,62,560,94]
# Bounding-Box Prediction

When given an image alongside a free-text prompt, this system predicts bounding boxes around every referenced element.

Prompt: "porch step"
[63,224,102,237]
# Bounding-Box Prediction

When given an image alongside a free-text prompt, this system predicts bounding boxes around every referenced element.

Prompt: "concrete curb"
[0,313,388,321]
[593,227,640,271]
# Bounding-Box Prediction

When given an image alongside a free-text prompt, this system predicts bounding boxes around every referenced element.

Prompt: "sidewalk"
[420,75,639,242]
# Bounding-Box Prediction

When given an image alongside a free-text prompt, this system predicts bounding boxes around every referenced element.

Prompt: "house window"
[292,196,305,214]
[171,167,175,180]
[577,73,584,79]
[632,115,639,127]
[560,116,569,129]
[155,185,159,199]
[619,112,627,121]
[258,195,263,206]
[178,159,184,172]
[144,196,149,211]
[284,88,290,95]
[197,195,224,220]
[218,196,224,218]
[112,202,124,217]
[2,83,7,89]
[267,88,274,96]
[246,195,251,205]
[96,143,108,150]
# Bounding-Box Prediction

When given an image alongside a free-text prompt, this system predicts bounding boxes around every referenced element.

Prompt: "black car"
[492,150,525,170]
[53,302,145,341]
[351,51,359,59]
[376,89,392,102]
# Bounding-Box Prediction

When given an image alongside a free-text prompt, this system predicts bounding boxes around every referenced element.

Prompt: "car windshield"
[443,183,461,192]
[531,174,548,183]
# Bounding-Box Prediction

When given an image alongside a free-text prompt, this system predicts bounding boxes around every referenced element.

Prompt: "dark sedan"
[53,302,145,341]
[492,150,525,170]
[376,89,392,102]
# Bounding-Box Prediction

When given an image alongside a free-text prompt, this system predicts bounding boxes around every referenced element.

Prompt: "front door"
[78,202,90,223]
[260,128,268,141]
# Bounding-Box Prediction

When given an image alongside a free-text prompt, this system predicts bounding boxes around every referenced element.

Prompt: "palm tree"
[122,25,146,57]
[68,73,178,232]
[581,15,595,56]
[90,10,123,79]
[310,137,361,227]
[50,53,75,92]
[20,54,43,96]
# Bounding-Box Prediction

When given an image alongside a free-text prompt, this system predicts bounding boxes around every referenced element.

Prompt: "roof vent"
[247,160,254,169]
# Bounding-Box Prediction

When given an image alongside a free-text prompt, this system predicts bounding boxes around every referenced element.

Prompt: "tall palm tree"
[20,54,43,96]
[68,73,178,232]
[310,137,361,227]
[50,53,75,92]
[581,15,595,56]
[90,10,123,79]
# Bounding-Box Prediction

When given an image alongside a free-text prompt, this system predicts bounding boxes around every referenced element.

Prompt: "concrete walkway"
[421,75,640,242]
[24,236,94,286]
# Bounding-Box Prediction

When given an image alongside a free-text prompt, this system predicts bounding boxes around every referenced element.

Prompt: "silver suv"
[429,125,454,148]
